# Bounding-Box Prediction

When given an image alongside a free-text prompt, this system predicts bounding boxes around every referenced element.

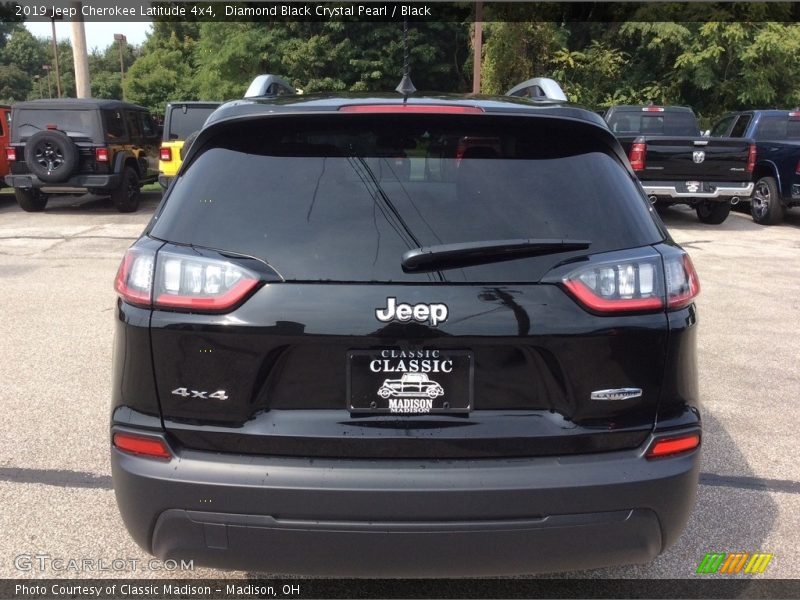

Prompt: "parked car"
[0,105,11,191]
[605,104,755,224]
[111,77,701,577]
[4,99,159,212]
[709,110,800,224]
[158,101,220,189]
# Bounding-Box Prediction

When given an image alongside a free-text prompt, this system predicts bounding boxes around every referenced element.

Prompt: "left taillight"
[6,146,16,161]
[114,246,155,306]
[160,146,172,161]
[562,251,700,314]
[114,245,261,312]
[95,147,109,162]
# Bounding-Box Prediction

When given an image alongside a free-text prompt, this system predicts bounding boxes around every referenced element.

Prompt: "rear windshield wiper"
[401,239,591,272]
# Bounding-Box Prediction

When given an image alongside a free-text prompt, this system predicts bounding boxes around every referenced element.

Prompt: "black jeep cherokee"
[5,99,159,212]
[111,88,702,576]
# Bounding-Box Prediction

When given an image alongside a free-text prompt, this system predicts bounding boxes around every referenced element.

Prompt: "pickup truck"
[605,105,755,224]
[710,110,800,224]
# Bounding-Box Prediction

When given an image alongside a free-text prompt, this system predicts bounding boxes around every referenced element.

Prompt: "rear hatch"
[143,111,672,459]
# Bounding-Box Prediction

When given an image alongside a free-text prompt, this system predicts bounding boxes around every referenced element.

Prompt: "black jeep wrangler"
[4,99,160,213]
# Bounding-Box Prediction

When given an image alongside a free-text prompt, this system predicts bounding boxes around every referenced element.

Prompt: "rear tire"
[14,188,49,212]
[695,200,731,225]
[111,167,140,213]
[750,176,784,225]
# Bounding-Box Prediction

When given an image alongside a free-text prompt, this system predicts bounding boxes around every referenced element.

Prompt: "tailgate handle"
[693,140,709,146]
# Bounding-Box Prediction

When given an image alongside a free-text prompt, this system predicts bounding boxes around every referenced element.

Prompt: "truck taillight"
[95,147,109,162]
[747,144,757,173]
[5,147,15,161]
[796,158,800,175]
[629,142,646,171]
[114,246,261,312]
[160,146,172,161]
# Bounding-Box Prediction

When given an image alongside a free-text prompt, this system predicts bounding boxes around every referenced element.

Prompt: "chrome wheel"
[752,181,771,220]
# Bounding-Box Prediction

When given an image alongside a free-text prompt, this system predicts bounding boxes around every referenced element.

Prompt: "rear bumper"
[5,173,121,191]
[644,181,753,200]
[158,175,173,189]
[111,427,700,576]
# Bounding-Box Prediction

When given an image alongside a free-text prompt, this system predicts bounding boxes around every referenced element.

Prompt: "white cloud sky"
[24,21,151,54]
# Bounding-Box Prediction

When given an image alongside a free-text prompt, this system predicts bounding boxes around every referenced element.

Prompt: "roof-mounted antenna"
[395,17,416,99]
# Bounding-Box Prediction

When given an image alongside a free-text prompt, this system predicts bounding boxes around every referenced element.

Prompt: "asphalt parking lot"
[0,190,798,580]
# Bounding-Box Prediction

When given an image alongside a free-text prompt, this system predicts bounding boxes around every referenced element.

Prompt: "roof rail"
[244,75,296,99]
[505,78,567,102]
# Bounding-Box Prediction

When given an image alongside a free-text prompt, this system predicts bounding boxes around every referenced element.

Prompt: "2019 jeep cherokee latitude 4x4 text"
[111,91,702,576]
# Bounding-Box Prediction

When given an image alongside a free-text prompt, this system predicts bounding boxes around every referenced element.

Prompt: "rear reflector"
[5,147,15,161]
[646,433,700,458]
[113,432,171,459]
[95,147,109,163]
[629,142,646,171]
[160,146,172,161]
[747,144,757,173]
[339,105,484,114]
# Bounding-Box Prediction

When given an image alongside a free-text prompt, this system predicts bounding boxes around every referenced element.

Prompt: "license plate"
[684,181,703,193]
[347,349,473,414]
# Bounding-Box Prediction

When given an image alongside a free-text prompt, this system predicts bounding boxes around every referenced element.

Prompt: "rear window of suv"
[14,108,99,140]
[150,115,663,282]
[166,105,218,140]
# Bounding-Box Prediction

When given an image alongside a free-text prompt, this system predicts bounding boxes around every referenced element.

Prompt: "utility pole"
[43,65,52,98]
[472,1,483,94]
[49,15,62,98]
[114,34,127,100]
[70,3,91,98]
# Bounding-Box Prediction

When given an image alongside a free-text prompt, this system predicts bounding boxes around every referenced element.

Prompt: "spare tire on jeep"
[24,130,80,183]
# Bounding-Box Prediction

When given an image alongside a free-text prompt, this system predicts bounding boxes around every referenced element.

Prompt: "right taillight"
[665,253,700,310]
[160,146,172,161]
[562,251,699,314]
[747,144,757,173]
[6,146,16,161]
[629,141,646,171]
[795,158,800,175]
[563,258,664,313]
[114,246,261,312]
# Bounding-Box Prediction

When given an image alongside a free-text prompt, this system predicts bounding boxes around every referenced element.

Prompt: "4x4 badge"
[375,297,448,327]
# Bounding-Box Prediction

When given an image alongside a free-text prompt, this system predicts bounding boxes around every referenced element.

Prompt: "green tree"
[0,64,29,102]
